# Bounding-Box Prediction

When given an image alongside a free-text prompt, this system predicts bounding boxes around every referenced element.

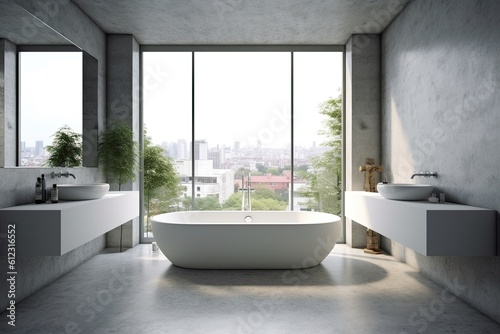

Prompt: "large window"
[194,52,291,211]
[143,52,192,238]
[19,51,82,166]
[142,49,343,240]
[293,52,343,213]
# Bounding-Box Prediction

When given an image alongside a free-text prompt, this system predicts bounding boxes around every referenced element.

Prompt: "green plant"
[143,131,183,232]
[299,94,342,214]
[45,125,82,167]
[97,120,139,252]
[97,120,139,190]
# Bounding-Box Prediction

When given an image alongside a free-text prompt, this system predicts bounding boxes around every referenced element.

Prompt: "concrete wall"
[381,0,500,322]
[345,34,381,248]
[0,39,17,167]
[0,0,107,312]
[105,35,141,248]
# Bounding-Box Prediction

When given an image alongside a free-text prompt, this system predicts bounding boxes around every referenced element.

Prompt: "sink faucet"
[410,171,437,179]
[51,171,76,179]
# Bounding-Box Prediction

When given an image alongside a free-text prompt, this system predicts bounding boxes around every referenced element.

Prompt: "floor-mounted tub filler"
[151,211,341,269]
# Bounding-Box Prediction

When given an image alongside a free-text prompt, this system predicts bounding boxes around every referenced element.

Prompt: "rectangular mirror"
[19,50,83,166]
[0,2,98,168]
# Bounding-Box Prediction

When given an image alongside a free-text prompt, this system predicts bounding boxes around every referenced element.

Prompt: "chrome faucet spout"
[411,171,437,179]
[61,171,76,179]
[51,171,76,179]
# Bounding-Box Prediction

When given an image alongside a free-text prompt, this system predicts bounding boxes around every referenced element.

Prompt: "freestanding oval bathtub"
[151,211,341,269]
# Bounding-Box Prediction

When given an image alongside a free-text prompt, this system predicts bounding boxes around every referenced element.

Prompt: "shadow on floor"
[160,255,388,287]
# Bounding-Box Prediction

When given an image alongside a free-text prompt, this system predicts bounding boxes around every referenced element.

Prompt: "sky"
[143,51,343,149]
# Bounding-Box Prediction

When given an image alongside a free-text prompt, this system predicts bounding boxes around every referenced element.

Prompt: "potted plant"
[45,125,82,167]
[97,120,139,251]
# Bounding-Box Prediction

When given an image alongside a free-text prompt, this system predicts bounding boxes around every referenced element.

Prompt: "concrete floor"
[2,244,499,334]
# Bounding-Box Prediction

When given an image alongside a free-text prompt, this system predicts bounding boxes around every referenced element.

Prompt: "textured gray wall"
[0,1,107,312]
[15,0,107,165]
[105,35,141,248]
[0,39,16,167]
[345,34,381,248]
[381,0,500,322]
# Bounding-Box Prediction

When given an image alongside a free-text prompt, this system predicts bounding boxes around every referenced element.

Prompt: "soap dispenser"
[51,184,58,203]
[41,174,47,203]
[35,177,43,204]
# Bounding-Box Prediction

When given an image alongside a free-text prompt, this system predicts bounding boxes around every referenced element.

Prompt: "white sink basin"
[376,183,433,201]
[57,183,110,201]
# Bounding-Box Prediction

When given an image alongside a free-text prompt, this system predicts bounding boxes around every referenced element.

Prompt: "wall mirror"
[0,1,98,168]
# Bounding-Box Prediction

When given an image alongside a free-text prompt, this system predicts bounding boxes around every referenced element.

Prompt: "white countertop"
[0,191,139,256]
[345,191,496,256]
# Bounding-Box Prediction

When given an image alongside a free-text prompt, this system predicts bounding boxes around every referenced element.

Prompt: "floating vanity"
[345,191,496,256]
[0,191,139,256]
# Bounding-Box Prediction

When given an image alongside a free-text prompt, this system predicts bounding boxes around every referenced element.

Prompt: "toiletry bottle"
[41,174,47,202]
[35,177,43,204]
[439,193,446,203]
[428,193,439,203]
[51,184,58,203]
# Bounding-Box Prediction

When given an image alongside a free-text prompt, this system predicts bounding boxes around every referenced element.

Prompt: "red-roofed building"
[250,174,291,191]
[236,173,291,191]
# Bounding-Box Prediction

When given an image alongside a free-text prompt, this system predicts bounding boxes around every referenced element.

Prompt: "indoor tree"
[97,120,139,251]
[97,120,139,190]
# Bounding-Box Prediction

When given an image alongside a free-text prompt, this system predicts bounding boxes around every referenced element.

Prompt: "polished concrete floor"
[2,244,499,334]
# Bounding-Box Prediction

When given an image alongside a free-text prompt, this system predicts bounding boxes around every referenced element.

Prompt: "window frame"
[140,45,346,244]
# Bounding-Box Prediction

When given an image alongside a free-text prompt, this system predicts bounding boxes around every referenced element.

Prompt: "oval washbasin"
[57,183,110,201]
[377,183,433,201]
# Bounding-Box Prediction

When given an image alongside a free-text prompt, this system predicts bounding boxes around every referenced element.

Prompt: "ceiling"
[71,0,411,45]
[0,1,71,45]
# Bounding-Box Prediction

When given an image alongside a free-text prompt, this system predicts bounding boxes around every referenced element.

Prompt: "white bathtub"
[151,211,341,269]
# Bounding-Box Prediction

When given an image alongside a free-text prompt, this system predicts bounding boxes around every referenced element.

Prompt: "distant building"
[237,173,291,191]
[192,140,208,160]
[176,160,234,204]
[177,139,188,160]
[163,141,177,158]
[35,141,44,156]
[208,147,223,169]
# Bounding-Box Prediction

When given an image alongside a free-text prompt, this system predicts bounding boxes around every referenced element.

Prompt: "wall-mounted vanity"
[345,191,497,256]
[0,191,139,256]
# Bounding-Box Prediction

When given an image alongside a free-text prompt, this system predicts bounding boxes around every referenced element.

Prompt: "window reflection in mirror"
[19,51,82,167]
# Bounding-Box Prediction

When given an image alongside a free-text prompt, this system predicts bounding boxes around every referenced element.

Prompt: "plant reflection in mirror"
[45,125,82,167]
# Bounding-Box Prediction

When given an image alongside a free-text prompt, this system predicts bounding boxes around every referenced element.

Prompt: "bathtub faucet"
[240,173,253,211]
